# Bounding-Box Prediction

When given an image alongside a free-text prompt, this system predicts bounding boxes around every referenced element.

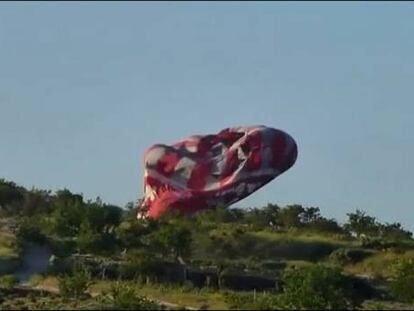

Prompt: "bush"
[115,220,152,249]
[379,222,413,241]
[58,266,93,298]
[278,264,359,309]
[308,218,344,234]
[389,258,414,303]
[0,274,18,289]
[223,292,255,310]
[76,222,118,255]
[223,291,283,310]
[16,218,47,245]
[100,282,158,310]
[148,220,193,259]
[49,239,77,258]
[119,250,163,281]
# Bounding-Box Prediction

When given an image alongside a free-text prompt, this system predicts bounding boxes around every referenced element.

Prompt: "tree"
[54,189,83,206]
[379,222,412,241]
[197,205,236,224]
[121,250,163,282]
[123,201,137,219]
[77,221,103,254]
[83,202,121,234]
[21,188,52,216]
[52,199,85,237]
[278,205,305,229]
[244,207,269,229]
[262,203,281,226]
[125,201,134,210]
[50,189,86,237]
[228,207,245,223]
[75,202,121,255]
[344,209,379,238]
[102,204,123,232]
[309,217,344,234]
[116,220,151,250]
[0,179,25,215]
[149,219,192,260]
[301,207,321,224]
[16,216,48,245]
[216,259,230,290]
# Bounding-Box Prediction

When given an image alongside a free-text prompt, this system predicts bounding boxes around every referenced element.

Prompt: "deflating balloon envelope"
[139,125,298,219]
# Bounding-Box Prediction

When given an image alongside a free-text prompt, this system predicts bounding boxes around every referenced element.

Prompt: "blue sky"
[1,2,413,229]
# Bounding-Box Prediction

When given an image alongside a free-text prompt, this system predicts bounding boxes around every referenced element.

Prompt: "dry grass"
[344,250,414,278]
[251,230,356,247]
[92,280,228,310]
[362,300,414,310]
[30,275,59,291]
[0,229,18,259]
[33,276,229,310]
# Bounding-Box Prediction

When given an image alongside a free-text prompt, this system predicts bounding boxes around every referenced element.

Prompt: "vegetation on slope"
[1,178,414,310]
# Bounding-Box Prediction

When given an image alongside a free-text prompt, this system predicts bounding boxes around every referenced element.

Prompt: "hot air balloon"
[138,125,298,219]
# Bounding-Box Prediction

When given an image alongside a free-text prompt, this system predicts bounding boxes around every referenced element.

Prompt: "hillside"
[1,178,414,310]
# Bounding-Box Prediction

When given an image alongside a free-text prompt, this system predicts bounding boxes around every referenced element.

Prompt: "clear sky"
[1,2,413,230]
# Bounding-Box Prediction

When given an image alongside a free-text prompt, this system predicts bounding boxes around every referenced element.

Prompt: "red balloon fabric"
[139,125,298,219]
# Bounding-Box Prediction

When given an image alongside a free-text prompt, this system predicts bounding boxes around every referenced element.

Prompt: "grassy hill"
[1,178,414,310]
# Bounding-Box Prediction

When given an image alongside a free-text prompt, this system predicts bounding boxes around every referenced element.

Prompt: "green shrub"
[223,291,283,310]
[16,218,47,245]
[49,239,77,258]
[120,250,163,281]
[223,292,254,309]
[278,264,359,309]
[0,274,18,289]
[101,282,158,310]
[389,258,414,303]
[308,218,345,235]
[76,221,118,255]
[58,266,93,298]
